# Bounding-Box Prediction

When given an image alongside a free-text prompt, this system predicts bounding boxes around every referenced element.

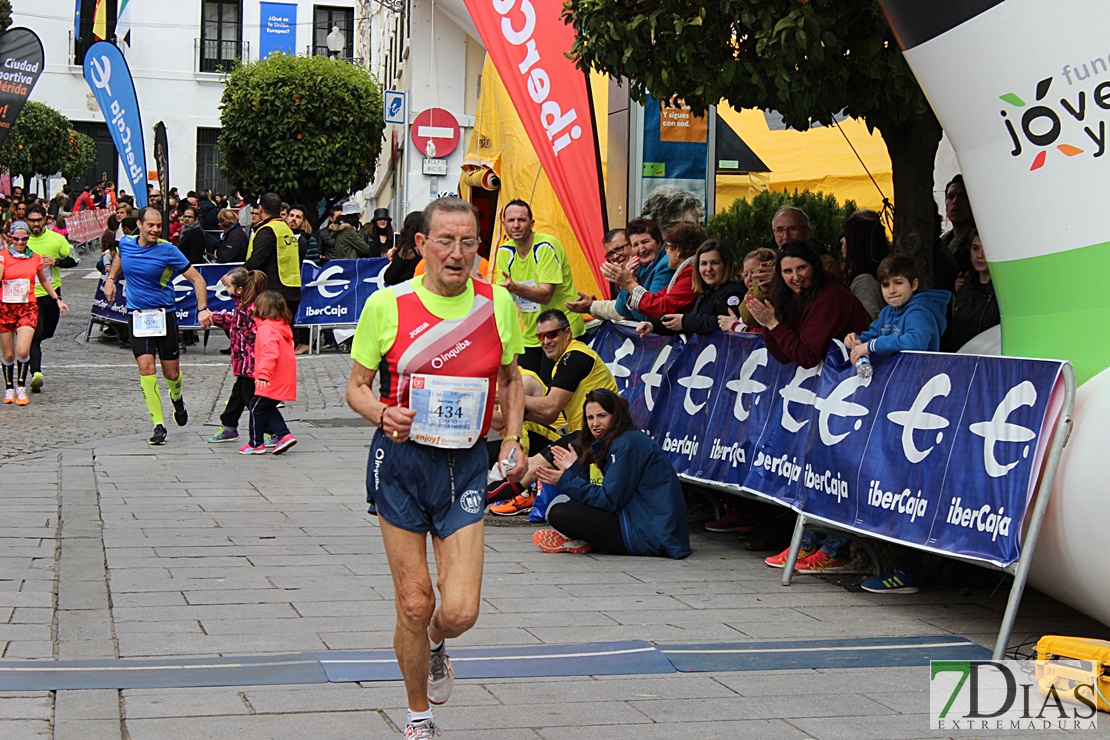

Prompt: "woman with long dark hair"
[640,238,747,335]
[841,210,889,320]
[745,240,871,369]
[532,389,691,558]
[383,211,423,285]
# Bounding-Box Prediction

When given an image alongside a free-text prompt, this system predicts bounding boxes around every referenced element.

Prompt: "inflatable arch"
[880,0,1110,629]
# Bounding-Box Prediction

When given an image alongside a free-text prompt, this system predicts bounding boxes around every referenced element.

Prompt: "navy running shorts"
[366,430,488,539]
[128,309,181,361]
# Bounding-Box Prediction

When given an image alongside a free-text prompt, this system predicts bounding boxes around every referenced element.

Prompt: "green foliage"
[0,101,70,183]
[706,189,856,256]
[218,53,385,214]
[565,0,926,133]
[0,1,11,32]
[59,129,96,182]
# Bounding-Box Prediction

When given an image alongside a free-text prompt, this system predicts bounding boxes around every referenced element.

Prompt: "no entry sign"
[411,107,460,158]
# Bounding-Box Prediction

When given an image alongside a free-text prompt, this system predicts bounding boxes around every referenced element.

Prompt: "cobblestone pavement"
[0,265,1106,738]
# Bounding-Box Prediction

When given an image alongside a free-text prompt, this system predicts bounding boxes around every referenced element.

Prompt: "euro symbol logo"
[725,347,768,422]
[641,343,673,411]
[171,274,194,303]
[604,337,635,387]
[306,264,351,298]
[779,364,822,434]
[969,381,1037,478]
[887,373,951,463]
[89,55,113,96]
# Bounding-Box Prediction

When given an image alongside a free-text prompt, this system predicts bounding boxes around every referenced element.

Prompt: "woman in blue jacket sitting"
[533,389,691,559]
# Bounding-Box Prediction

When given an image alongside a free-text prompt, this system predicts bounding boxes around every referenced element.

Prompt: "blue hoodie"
[555,430,691,559]
[859,288,950,355]
[615,250,675,321]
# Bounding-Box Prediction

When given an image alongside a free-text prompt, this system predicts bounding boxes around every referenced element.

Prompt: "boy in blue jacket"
[845,253,950,365]
[843,253,949,593]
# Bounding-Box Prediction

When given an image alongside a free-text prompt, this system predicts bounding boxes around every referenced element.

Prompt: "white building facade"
[19,0,358,200]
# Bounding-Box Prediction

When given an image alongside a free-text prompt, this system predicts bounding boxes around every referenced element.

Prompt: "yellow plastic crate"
[1036,635,1110,713]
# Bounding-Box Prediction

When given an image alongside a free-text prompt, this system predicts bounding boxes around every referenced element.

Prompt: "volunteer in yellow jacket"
[243,192,308,353]
[345,198,526,739]
[496,199,583,382]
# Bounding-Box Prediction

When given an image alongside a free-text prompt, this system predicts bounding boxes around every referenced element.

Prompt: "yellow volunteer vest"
[247,218,300,287]
[556,339,618,432]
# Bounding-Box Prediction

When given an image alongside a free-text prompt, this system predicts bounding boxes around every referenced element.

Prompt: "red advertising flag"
[463,0,609,297]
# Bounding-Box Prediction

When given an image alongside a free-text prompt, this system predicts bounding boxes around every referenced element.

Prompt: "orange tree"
[0,101,71,187]
[565,0,942,271]
[218,53,384,219]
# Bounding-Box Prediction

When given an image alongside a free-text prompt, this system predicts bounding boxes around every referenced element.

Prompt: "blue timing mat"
[317,640,674,683]
[0,653,328,691]
[659,635,993,672]
[0,636,991,690]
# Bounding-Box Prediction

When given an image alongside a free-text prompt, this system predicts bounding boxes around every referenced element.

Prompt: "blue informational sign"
[259,2,297,59]
[639,94,710,216]
[384,91,406,125]
[82,41,148,208]
[588,323,1064,567]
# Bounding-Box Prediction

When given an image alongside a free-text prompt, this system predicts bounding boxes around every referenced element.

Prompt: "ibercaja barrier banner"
[91,259,392,328]
[83,40,148,208]
[0,27,45,150]
[294,257,389,326]
[588,322,1066,567]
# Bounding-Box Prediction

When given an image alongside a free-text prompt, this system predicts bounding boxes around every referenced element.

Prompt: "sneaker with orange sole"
[794,549,851,573]
[764,546,816,569]
[533,529,592,554]
[489,489,535,516]
[14,387,29,406]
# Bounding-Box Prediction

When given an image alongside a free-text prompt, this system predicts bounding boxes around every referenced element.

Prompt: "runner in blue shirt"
[102,207,213,445]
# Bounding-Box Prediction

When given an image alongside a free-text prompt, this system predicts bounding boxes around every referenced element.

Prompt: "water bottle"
[855,355,873,379]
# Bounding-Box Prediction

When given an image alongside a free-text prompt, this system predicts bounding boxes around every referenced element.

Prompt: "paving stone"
[125,710,392,738]
[53,719,124,740]
[0,719,52,738]
[54,689,120,720]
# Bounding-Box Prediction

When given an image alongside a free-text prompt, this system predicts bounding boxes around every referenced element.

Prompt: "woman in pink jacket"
[241,291,297,455]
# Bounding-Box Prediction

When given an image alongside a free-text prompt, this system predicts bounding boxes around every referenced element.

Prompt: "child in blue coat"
[845,253,950,365]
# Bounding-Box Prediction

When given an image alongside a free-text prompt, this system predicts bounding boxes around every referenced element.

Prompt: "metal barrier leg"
[781,514,807,586]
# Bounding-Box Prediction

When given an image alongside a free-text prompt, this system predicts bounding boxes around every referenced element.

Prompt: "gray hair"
[772,205,810,228]
[640,186,705,230]
[422,197,480,235]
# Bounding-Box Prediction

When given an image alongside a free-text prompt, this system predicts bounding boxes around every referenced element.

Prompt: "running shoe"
[533,528,592,554]
[404,719,439,739]
[28,372,42,393]
[764,546,816,569]
[2,388,14,404]
[487,480,523,504]
[704,509,755,533]
[14,387,29,406]
[272,434,297,455]
[861,569,920,594]
[264,434,276,448]
[794,549,851,573]
[427,646,454,705]
[238,443,267,455]
[207,427,239,443]
[489,490,534,516]
[149,425,167,446]
[172,397,188,426]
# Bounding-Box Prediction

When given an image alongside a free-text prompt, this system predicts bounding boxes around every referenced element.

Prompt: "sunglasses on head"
[537,327,568,342]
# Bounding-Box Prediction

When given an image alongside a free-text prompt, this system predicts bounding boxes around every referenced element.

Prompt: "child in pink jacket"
[240,291,297,455]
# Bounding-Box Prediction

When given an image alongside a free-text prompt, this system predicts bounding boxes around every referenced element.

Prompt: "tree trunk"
[879,110,944,286]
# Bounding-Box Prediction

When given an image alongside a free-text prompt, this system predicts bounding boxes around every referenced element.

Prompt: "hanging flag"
[116,0,132,50]
[153,121,169,222]
[83,41,148,208]
[0,28,46,151]
[74,0,82,42]
[462,0,609,298]
[92,0,107,41]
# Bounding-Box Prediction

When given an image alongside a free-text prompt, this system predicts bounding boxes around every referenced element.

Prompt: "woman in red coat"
[604,222,704,319]
[241,291,298,455]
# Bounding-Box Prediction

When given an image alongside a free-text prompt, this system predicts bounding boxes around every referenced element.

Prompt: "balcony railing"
[195,37,249,73]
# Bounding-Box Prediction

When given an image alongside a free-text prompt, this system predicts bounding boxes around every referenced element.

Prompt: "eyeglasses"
[26,217,44,224]
[431,237,480,251]
[537,327,569,342]
[773,225,804,237]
